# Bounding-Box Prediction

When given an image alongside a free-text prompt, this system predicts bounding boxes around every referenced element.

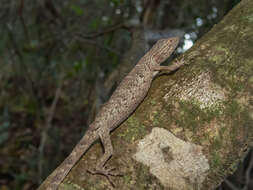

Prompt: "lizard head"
[150,37,179,64]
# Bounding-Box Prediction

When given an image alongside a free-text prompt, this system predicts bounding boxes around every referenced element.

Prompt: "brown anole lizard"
[38,37,184,190]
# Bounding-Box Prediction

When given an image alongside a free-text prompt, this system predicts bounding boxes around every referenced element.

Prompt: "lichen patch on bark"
[133,127,209,190]
[163,72,226,110]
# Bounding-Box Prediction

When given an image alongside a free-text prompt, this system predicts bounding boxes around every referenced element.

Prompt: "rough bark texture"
[53,0,253,189]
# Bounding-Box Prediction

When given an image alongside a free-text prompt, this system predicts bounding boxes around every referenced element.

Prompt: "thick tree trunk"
[40,0,253,189]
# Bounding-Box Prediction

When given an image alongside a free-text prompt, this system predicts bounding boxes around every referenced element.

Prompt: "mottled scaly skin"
[38,37,182,190]
[92,37,180,131]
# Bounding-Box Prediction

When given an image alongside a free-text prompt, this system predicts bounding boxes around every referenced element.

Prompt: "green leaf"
[110,0,121,6]
[73,61,82,72]
[70,5,84,16]
[73,58,87,73]
[89,19,99,30]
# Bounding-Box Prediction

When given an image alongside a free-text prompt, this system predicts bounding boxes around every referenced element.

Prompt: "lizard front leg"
[88,130,120,186]
[153,58,184,73]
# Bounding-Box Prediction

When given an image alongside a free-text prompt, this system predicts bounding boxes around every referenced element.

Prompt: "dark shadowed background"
[1,0,252,189]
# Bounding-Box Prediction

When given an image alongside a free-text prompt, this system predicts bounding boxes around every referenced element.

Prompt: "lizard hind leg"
[87,130,121,187]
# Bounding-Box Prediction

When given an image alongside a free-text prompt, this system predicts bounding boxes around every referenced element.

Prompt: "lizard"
[38,37,184,190]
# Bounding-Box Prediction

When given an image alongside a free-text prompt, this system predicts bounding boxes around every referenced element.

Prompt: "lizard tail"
[37,130,98,190]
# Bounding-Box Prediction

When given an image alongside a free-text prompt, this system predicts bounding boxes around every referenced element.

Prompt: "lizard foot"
[87,166,122,187]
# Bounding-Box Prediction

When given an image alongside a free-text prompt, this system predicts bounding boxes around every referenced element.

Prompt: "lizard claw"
[87,166,121,176]
[87,166,122,187]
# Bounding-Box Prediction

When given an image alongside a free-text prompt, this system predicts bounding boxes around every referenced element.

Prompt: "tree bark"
[41,0,253,189]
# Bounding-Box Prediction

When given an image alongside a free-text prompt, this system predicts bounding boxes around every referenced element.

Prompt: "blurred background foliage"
[1,0,249,190]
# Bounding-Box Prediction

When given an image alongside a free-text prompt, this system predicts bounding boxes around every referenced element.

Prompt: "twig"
[74,36,121,56]
[76,23,127,39]
[6,23,37,101]
[18,0,29,40]
[38,74,63,182]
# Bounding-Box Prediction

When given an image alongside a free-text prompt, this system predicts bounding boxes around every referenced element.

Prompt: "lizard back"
[91,56,154,131]
[90,37,179,132]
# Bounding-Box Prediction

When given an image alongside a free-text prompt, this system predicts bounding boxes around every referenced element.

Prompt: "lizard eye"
[138,73,144,78]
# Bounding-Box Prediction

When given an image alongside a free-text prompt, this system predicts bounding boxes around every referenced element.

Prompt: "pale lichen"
[163,72,226,110]
[133,127,209,190]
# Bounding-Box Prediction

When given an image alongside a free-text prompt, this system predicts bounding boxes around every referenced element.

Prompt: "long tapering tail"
[37,130,98,190]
